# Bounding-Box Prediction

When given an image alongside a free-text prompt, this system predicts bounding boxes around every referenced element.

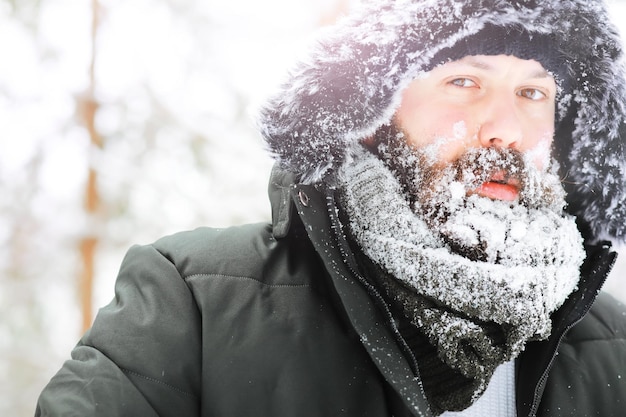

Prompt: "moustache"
[450,147,525,202]
[417,146,561,211]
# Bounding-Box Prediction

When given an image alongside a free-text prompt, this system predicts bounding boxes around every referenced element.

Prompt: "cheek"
[401,108,474,158]
[420,114,476,163]
[523,129,554,170]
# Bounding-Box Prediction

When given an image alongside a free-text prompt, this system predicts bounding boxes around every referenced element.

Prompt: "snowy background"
[0,0,624,415]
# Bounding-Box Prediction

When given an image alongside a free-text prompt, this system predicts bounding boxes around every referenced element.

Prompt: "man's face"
[373,54,564,261]
[395,54,557,202]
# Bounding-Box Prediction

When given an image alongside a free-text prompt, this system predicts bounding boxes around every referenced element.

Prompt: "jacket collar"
[268,165,296,239]
[516,242,617,416]
[289,180,433,416]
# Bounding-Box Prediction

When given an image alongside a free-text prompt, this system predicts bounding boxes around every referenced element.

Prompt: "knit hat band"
[428,25,570,112]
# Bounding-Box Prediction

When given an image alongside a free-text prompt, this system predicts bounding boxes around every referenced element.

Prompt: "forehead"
[432,54,553,80]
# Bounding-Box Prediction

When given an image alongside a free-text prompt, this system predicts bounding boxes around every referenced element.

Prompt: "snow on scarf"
[336,146,585,413]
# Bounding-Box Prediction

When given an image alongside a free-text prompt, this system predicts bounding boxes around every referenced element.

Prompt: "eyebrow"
[463,57,552,79]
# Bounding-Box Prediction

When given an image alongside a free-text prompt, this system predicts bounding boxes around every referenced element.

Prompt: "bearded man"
[37,1,626,416]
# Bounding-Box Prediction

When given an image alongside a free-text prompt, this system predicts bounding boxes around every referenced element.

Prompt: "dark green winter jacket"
[36,169,626,416]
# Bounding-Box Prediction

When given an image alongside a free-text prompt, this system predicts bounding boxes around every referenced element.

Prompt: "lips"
[472,171,521,201]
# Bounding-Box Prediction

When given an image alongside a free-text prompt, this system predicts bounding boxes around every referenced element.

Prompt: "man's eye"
[449,78,477,88]
[518,88,547,100]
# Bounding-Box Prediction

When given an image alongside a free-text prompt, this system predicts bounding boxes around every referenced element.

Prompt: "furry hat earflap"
[258,0,626,244]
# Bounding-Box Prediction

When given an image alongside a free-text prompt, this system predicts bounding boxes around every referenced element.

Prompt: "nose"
[477,95,523,149]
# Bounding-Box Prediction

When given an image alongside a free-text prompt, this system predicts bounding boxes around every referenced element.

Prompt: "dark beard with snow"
[372,122,567,263]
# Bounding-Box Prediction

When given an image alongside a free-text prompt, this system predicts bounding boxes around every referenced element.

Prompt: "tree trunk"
[78,0,102,334]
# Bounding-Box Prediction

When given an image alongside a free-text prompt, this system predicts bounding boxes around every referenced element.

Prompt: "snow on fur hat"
[258,0,626,244]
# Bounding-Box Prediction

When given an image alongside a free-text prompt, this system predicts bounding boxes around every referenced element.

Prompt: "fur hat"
[258,0,626,244]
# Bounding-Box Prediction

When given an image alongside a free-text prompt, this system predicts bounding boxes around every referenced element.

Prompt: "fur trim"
[258,0,626,243]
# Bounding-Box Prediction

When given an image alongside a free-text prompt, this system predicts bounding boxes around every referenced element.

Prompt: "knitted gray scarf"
[337,146,585,413]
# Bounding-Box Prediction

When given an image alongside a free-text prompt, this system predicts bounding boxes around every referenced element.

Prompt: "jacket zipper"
[528,247,615,416]
[528,314,588,416]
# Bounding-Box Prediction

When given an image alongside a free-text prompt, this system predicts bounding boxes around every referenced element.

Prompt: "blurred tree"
[319,0,351,26]
[3,0,41,27]
[75,0,102,334]
[0,2,65,416]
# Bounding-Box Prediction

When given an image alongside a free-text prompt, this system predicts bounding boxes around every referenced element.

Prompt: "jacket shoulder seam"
[149,244,186,279]
[183,273,311,288]
[120,367,198,400]
[562,336,626,344]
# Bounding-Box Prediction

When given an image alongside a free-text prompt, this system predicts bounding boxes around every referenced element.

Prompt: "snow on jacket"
[36,169,626,416]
